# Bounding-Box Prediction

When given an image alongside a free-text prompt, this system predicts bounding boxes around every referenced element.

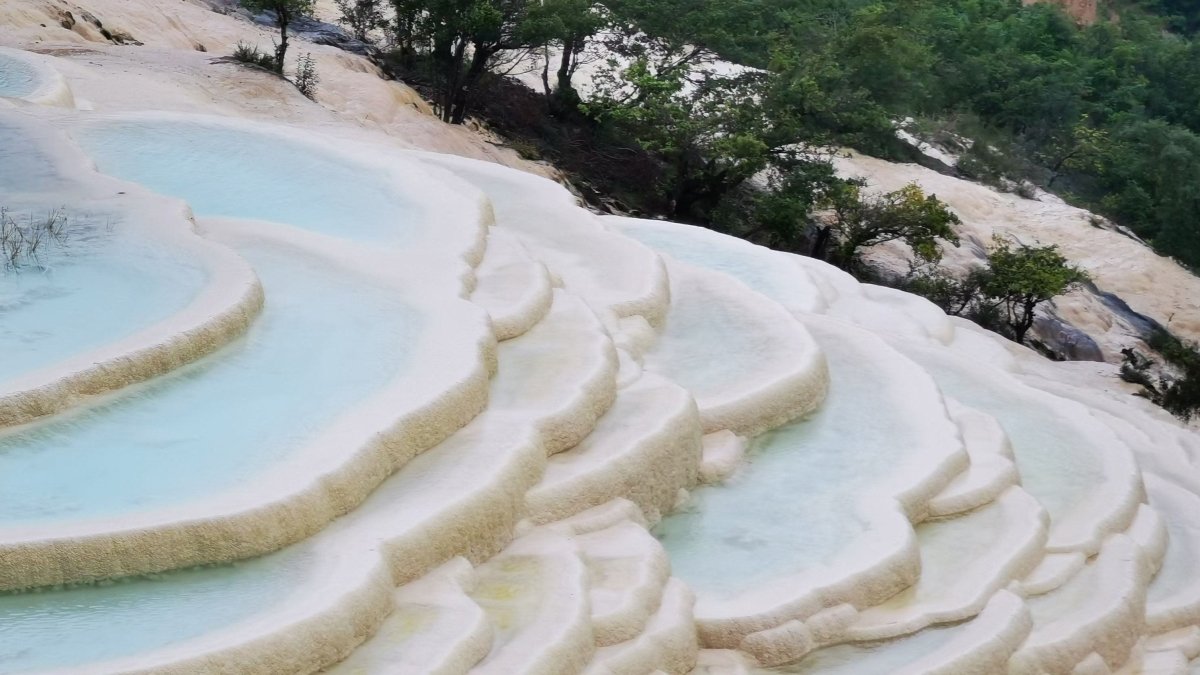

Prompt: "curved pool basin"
[0,52,41,100]
[654,319,955,597]
[0,547,312,673]
[73,119,425,244]
[0,243,419,524]
[0,225,207,386]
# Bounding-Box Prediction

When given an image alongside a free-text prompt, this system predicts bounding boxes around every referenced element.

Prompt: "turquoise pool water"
[0,120,209,389]
[0,243,419,524]
[74,120,423,243]
[898,347,1105,526]
[0,548,312,673]
[655,322,938,597]
[0,228,206,386]
[0,53,39,100]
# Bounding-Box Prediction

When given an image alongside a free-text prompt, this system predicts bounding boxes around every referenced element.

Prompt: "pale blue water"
[0,53,39,99]
[0,120,63,192]
[617,223,789,302]
[0,120,208,388]
[645,271,781,398]
[0,231,206,385]
[0,244,420,523]
[73,120,422,243]
[654,323,925,597]
[897,347,1104,524]
[0,548,312,673]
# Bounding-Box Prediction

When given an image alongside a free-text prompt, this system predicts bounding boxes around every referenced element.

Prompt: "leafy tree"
[587,50,775,221]
[818,183,962,271]
[981,238,1089,345]
[728,158,854,252]
[334,0,386,41]
[904,262,993,319]
[906,237,1088,348]
[522,0,609,109]
[1044,116,1109,188]
[240,0,315,74]
[383,0,604,124]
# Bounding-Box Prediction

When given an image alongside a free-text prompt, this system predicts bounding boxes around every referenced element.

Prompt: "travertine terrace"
[1,5,1199,674]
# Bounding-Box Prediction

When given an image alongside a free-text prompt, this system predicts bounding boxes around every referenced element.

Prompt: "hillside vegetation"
[601,0,1200,267]
[316,0,1200,414]
[354,0,1200,271]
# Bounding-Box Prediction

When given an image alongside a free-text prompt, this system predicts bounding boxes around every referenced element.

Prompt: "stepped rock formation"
[2,3,1200,674]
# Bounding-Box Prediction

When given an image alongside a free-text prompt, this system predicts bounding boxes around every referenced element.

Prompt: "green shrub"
[231,42,277,70]
[293,53,319,101]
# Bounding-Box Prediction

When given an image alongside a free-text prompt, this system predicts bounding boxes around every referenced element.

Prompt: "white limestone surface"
[894,342,1143,557]
[925,400,1020,517]
[643,259,828,436]
[834,150,1200,357]
[762,591,1032,674]
[526,372,702,525]
[1010,535,1154,674]
[471,229,554,341]
[847,487,1047,641]
[606,216,827,316]
[657,316,966,659]
[417,152,672,327]
[0,110,501,590]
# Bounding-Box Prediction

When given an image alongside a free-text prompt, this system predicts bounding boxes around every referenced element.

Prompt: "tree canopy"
[240,0,315,73]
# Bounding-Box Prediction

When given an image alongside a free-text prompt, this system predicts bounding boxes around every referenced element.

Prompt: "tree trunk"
[810,225,833,261]
[275,7,290,74]
[1011,297,1039,345]
[449,46,491,124]
[440,40,467,123]
[556,36,579,93]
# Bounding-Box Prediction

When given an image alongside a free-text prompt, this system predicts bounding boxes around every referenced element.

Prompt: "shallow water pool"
[899,347,1105,526]
[655,321,937,597]
[74,120,423,243]
[0,547,312,673]
[0,243,420,524]
[0,53,40,100]
[0,224,206,386]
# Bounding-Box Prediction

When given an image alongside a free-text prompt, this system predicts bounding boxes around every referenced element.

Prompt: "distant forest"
[341,0,1200,268]
[603,0,1200,267]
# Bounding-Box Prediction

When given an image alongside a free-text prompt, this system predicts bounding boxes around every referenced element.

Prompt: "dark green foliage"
[231,42,278,70]
[982,239,1090,345]
[594,0,1200,269]
[387,0,1200,272]
[334,0,386,41]
[827,184,961,270]
[294,53,319,100]
[379,0,609,124]
[240,0,316,73]
[1120,330,1200,420]
[906,238,1088,346]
